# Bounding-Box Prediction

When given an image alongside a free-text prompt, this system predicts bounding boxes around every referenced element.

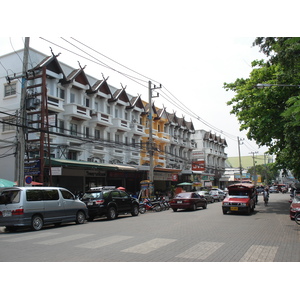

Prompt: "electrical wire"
[56,38,239,141]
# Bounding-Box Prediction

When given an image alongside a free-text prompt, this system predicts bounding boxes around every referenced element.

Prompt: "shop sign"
[24,160,40,175]
[192,160,205,171]
[154,172,178,181]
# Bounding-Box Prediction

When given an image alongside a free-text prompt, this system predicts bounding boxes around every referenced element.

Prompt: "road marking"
[121,238,176,254]
[76,235,133,249]
[35,233,94,245]
[176,241,225,260]
[2,232,59,242]
[239,245,278,262]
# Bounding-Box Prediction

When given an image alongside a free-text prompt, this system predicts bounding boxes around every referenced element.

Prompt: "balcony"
[64,103,91,121]
[47,96,64,113]
[89,111,112,127]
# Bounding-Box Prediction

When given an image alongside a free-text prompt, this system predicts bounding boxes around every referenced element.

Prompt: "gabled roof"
[185,120,195,133]
[89,79,113,98]
[31,54,67,82]
[129,95,146,112]
[110,87,131,105]
[66,68,91,89]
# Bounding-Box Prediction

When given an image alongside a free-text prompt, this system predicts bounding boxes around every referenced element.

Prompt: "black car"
[81,187,139,220]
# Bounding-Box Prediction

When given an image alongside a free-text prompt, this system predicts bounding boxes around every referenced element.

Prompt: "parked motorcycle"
[139,199,161,213]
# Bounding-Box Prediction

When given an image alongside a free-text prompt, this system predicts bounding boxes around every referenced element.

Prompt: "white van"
[0,187,88,231]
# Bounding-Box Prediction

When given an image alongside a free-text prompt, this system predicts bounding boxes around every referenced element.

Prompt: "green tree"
[248,163,279,185]
[224,37,300,179]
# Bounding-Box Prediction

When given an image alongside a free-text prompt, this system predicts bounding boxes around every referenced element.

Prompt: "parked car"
[209,190,225,202]
[81,186,139,220]
[170,192,207,212]
[290,192,300,220]
[0,187,88,231]
[197,190,214,203]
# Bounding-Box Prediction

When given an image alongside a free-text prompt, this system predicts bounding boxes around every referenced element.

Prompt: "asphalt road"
[0,192,299,262]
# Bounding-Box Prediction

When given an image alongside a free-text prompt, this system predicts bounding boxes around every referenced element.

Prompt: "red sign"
[171,174,178,181]
[192,161,205,171]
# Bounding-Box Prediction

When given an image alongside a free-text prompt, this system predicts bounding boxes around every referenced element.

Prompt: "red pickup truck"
[222,183,257,215]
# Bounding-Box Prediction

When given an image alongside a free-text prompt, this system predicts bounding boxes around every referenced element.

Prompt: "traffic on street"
[0,191,299,262]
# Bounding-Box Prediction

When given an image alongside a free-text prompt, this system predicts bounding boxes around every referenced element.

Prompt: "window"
[132,138,136,147]
[70,123,77,136]
[85,98,90,107]
[59,120,64,133]
[115,134,120,143]
[68,151,77,160]
[60,189,74,200]
[85,127,89,138]
[70,93,75,103]
[26,189,59,201]
[0,190,20,204]
[2,116,16,132]
[95,129,100,139]
[4,83,17,97]
[57,87,65,99]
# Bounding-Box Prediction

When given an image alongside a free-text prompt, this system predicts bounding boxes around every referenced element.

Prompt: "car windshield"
[175,193,191,198]
[0,190,20,204]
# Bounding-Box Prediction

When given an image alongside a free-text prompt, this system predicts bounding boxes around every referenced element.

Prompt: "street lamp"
[256,83,300,88]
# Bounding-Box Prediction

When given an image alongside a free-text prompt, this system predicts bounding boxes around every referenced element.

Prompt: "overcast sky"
[0,1,296,158]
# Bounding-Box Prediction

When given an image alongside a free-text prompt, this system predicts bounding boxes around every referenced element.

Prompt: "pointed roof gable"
[67,68,91,88]
[130,95,146,112]
[185,120,195,133]
[31,54,67,82]
[110,87,131,105]
[89,79,113,98]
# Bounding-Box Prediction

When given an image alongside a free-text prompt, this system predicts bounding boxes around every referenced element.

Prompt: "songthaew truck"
[222,183,257,215]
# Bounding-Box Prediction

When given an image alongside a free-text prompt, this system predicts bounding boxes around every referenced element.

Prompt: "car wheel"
[76,211,86,224]
[131,204,139,216]
[222,208,227,215]
[203,202,207,209]
[193,203,197,211]
[139,206,146,214]
[31,215,43,231]
[172,208,178,212]
[106,206,117,220]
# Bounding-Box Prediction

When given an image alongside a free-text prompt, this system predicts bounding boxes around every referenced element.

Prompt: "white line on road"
[76,235,133,249]
[121,238,177,254]
[239,245,278,262]
[176,241,225,260]
[35,233,94,245]
[2,232,59,242]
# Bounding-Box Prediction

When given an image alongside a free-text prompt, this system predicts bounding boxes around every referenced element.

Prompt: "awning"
[46,158,137,171]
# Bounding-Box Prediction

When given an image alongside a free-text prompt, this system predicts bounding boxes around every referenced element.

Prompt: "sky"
[0,1,297,159]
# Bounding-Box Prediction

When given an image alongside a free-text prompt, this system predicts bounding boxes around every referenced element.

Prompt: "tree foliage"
[224,37,300,179]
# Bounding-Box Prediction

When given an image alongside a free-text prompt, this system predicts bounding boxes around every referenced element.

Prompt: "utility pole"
[250,151,258,186]
[148,81,161,183]
[237,137,243,182]
[16,37,30,186]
